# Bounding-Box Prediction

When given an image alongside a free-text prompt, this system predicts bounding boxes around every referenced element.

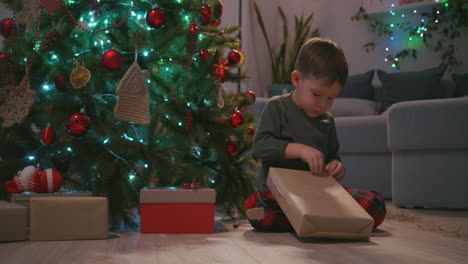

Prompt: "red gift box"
[140,187,216,234]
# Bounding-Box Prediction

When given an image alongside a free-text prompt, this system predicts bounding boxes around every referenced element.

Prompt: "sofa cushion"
[330,98,378,117]
[335,115,388,153]
[338,70,375,100]
[453,73,468,96]
[377,64,447,113]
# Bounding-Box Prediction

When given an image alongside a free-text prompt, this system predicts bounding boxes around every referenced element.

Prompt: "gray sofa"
[249,89,468,208]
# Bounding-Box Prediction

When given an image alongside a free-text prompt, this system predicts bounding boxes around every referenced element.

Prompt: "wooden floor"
[1,202,468,264]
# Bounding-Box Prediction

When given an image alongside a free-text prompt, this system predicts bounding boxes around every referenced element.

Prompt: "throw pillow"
[338,70,375,100]
[377,64,447,113]
[452,73,468,96]
[330,98,378,117]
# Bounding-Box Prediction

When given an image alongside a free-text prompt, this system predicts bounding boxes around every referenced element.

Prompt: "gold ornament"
[217,87,225,108]
[235,49,246,67]
[70,65,91,88]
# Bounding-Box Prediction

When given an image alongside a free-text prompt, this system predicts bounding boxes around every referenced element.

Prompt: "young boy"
[254,37,347,189]
[246,38,385,231]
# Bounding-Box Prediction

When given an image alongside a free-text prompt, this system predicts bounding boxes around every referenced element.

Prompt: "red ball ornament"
[54,74,68,92]
[248,126,255,139]
[245,90,256,105]
[199,49,210,61]
[0,51,10,62]
[189,21,200,33]
[230,110,244,128]
[201,4,212,17]
[0,18,17,38]
[226,141,239,157]
[67,111,91,136]
[102,49,122,71]
[200,4,212,25]
[211,19,221,27]
[40,124,56,145]
[185,111,194,134]
[228,50,241,65]
[146,8,166,29]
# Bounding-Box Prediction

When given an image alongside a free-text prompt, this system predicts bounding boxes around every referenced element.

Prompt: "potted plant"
[254,2,320,97]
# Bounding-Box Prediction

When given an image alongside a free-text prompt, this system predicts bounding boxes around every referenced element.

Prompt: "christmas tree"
[0,0,257,229]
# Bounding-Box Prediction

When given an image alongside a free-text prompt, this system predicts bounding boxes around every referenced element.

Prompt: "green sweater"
[252,92,341,190]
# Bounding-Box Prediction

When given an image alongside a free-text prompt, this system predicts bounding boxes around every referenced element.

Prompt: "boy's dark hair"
[295,38,349,86]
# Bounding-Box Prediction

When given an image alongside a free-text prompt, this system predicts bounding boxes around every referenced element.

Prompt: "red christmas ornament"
[199,49,210,62]
[40,124,56,145]
[226,141,239,157]
[189,21,200,33]
[228,50,241,65]
[201,4,212,17]
[245,90,256,105]
[102,49,122,71]
[67,111,91,136]
[0,51,9,61]
[211,19,221,27]
[201,16,210,25]
[230,110,244,128]
[200,4,212,25]
[54,74,68,92]
[0,18,17,38]
[146,8,166,29]
[30,168,63,193]
[185,111,194,134]
[248,126,255,139]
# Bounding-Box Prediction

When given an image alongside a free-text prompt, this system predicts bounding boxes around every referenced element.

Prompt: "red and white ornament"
[0,18,17,38]
[40,124,56,145]
[102,49,122,71]
[146,8,166,29]
[67,110,91,136]
[230,110,244,127]
[30,168,63,193]
[3,165,37,193]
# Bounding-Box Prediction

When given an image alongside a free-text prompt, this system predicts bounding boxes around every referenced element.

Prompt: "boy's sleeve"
[252,98,290,161]
[326,116,341,164]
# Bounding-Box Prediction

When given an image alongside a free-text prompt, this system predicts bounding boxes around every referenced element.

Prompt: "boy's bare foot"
[246,207,265,220]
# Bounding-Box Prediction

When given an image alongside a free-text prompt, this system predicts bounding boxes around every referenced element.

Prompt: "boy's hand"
[325,160,345,182]
[299,145,324,176]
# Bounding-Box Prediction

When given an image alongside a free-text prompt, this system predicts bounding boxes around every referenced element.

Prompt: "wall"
[242,0,468,96]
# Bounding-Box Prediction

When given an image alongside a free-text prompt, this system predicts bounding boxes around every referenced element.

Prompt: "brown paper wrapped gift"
[0,201,27,242]
[266,167,374,240]
[29,197,108,241]
[11,191,92,209]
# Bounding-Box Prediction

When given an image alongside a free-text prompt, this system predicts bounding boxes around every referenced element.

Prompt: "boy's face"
[291,71,342,118]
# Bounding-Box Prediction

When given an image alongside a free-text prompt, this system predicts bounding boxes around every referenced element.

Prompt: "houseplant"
[253,1,320,96]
